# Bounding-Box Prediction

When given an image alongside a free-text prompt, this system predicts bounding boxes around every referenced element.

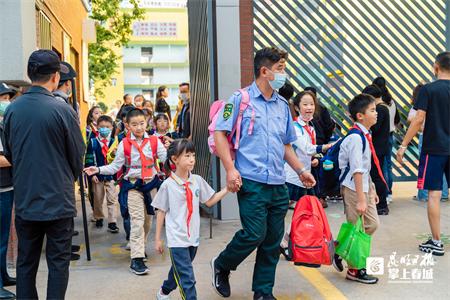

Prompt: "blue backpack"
[318,127,366,197]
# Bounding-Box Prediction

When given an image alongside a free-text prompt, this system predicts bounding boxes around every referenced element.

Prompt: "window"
[141,47,153,62]
[141,68,154,84]
[111,78,117,86]
[142,89,154,100]
[38,11,51,49]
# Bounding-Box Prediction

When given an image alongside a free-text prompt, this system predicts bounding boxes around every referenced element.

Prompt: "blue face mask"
[99,127,111,137]
[269,72,288,90]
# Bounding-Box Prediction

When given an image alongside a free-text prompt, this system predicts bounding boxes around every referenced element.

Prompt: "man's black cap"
[59,62,77,82]
[28,49,69,76]
[0,82,16,98]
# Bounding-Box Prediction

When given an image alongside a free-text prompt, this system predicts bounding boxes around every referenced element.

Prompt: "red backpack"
[289,195,334,267]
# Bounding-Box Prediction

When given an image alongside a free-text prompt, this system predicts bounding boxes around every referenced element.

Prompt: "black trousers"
[15,216,73,300]
[370,155,389,210]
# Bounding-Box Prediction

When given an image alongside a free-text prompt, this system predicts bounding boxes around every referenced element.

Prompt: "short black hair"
[164,138,196,172]
[154,113,169,124]
[179,82,190,88]
[278,82,294,100]
[97,115,113,126]
[304,86,317,96]
[254,47,288,78]
[362,84,382,99]
[28,72,53,83]
[120,105,135,120]
[435,51,450,71]
[123,94,130,101]
[125,108,145,123]
[348,94,376,121]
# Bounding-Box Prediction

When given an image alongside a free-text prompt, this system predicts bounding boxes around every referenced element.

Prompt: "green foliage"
[88,0,144,98]
[97,101,109,113]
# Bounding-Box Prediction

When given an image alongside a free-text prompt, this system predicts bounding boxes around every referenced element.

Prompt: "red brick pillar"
[239,0,254,87]
[7,207,17,270]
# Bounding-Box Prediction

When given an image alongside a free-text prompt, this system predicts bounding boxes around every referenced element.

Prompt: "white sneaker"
[125,242,131,251]
[156,289,170,300]
[387,195,393,204]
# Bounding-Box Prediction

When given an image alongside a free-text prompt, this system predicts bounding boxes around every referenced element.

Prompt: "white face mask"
[180,93,189,103]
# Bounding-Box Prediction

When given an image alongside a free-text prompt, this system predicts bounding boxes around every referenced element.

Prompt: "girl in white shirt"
[280,91,332,258]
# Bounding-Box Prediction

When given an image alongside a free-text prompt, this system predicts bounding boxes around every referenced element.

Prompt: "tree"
[97,101,109,113]
[89,0,144,98]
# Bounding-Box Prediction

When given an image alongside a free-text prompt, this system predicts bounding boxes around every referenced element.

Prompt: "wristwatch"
[97,167,101,174]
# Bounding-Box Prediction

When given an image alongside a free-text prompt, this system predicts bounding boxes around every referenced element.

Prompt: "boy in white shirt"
[335,94,380,284]
[84,109,167,275]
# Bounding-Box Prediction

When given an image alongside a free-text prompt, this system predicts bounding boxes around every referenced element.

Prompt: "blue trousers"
[0,190,13,288]
[162,247,197,300]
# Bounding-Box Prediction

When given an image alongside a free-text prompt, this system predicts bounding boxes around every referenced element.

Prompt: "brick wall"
[239,0,254,87]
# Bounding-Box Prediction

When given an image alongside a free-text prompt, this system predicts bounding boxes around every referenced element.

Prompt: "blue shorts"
[417,154,450,191]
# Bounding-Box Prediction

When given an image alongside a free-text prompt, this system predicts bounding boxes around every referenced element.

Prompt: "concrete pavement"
[5,182,450,299]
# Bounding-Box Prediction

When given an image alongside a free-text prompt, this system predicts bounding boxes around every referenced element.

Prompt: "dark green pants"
[216,178,289,294]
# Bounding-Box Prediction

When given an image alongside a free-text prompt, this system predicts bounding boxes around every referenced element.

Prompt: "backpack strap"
[232,88,254,150]
[149,135,160,172]
[123,137,132,174]
[338,127,367,183]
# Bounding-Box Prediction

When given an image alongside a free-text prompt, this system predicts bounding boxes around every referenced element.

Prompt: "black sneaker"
[346,268,378,284]
[377,208,389,215]
[419,238,445,256]
[254,292,277,300]
[96,219,104,228]
[107,222,119,233]
[130,258,149,275]
[71,245,81,252]
[332,253,344,272]
[70,253,80,261]
[211,257,231,297]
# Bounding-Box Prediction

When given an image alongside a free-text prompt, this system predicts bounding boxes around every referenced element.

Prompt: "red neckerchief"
[100,138,109,162]
[128,138,154,180]
[171,174,193,237]
[353,124,387,187]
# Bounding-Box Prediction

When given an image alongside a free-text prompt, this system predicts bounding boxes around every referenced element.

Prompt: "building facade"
[101,0,189,110]
[0,0,94,128]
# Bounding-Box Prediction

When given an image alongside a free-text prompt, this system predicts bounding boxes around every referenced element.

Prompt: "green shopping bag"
[335,216,371,269]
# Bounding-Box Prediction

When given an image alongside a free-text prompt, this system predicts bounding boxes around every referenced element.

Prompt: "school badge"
[223,103,233,120]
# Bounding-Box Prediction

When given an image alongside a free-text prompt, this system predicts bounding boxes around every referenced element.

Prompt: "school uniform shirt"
[152,173,215,247]
[2,86,85,221]
[85,135,115,181]
[338,122,372,193]
[98,132,167,180]
[214,81,297,185]
[285,119,322,188]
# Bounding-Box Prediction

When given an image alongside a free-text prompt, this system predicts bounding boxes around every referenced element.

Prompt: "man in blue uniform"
[211,47,316,300]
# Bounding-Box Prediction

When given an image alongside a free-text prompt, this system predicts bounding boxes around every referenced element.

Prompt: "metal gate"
[253,0,448,181]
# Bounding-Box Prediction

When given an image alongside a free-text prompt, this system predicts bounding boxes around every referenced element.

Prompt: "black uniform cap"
[59,62,77,82]
[28,49,69,76]
[0,82,16,98]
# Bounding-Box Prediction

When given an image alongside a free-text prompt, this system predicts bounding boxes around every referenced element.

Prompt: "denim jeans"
[0,190,13,288]
[417,134,449,200]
